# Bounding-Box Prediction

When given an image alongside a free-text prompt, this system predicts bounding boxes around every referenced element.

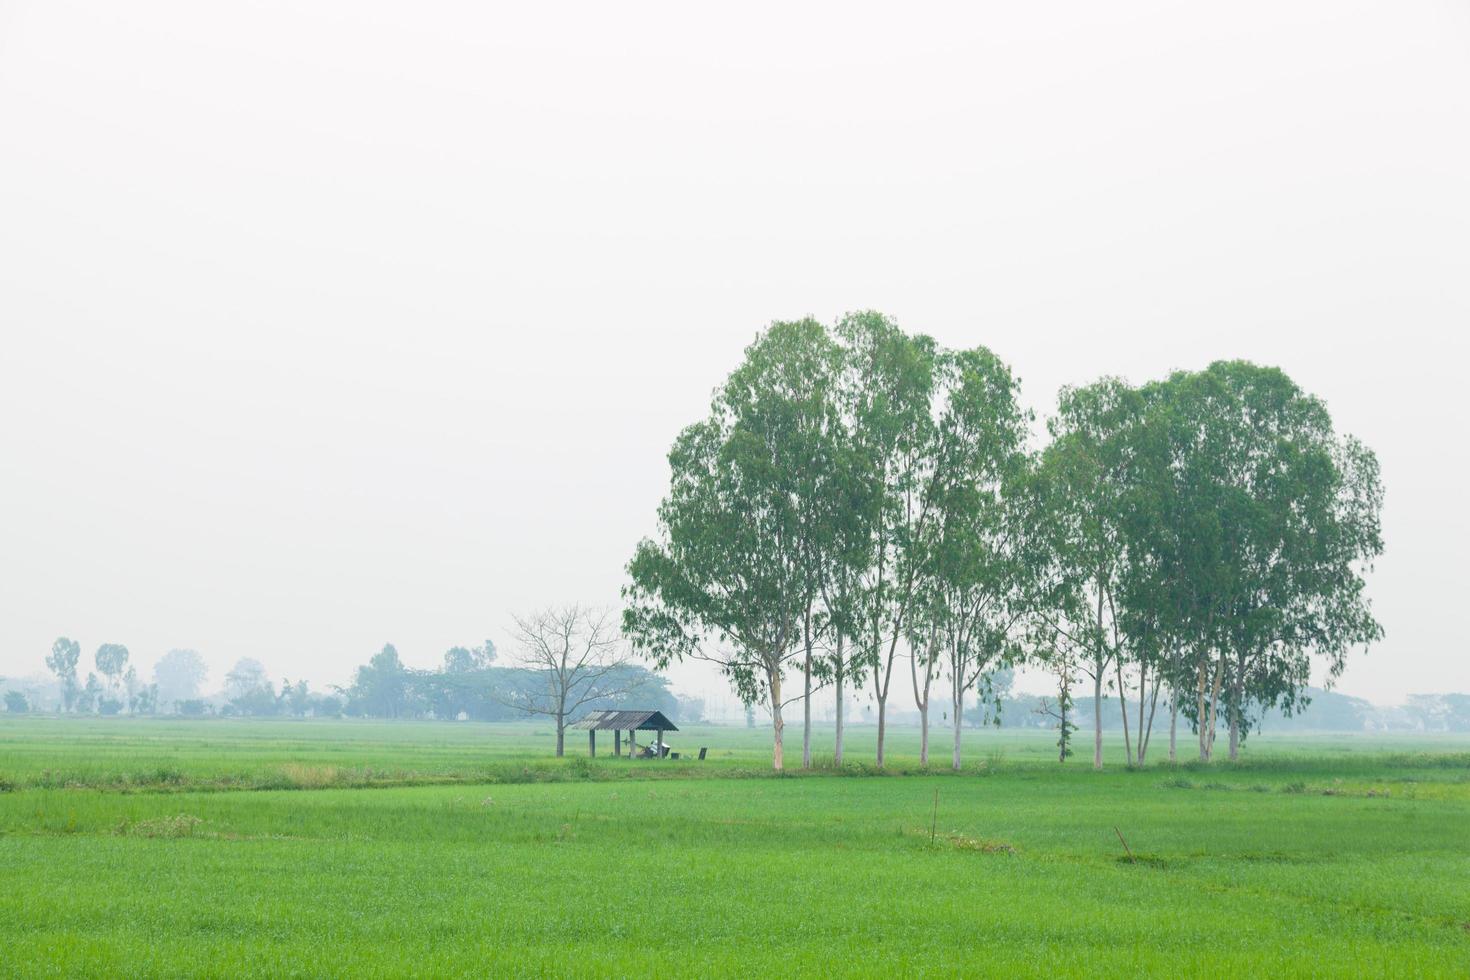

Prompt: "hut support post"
[614,729,621,757]
[589,730,596,758]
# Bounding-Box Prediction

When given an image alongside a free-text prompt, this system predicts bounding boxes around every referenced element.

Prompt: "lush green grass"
[2,718,1468,976]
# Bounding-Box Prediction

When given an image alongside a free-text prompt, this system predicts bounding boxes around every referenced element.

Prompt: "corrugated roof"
[569,709,679,731]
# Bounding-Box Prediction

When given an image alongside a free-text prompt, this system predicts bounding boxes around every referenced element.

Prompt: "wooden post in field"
[614,729,622,757]
[589,730,596,757]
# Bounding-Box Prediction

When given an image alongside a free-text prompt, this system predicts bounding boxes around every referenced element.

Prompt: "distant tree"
[280,679,313,717]
[224,658,270,699]
[134,683,159,715]
[5,690,29,713]
[223,658,276,715]
[78,673,102,714]
[153,649,209,710]
[45,637,82,712]
[94,644,130,698]
[349,645,412,718]
[123,666,140,713]
[443,641,495,673]
[506,606,636,757]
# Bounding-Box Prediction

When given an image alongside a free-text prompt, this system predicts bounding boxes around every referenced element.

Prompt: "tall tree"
[905,346,1031,767]
[719,318,850,769]
[94,643,130,699]
[505,605,635,756]
[625,320,836,771]
[349,646,410,718]
[837,311,940,769]
[1151,362,1384,759]
[45,637,81,712]
[153,649,209,710]
[78,673,101,714]
[1030,379,1147,770]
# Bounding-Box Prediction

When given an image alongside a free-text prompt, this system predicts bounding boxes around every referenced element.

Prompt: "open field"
[2,718,1468,976]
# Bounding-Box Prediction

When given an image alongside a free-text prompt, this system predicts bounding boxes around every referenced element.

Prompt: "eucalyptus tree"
[1155,362,1384,760]
[908,348,1031,768]
[153,649,209,710]
[624,319,843,771]
[1029,379,1148,770]
[835,311,936,769]
[832,313,1032,769]
[94,643,130,699]
[933,455,1035,771]
[45,637,82,712]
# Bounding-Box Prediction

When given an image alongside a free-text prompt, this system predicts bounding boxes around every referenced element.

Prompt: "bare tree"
[506,605,638,757]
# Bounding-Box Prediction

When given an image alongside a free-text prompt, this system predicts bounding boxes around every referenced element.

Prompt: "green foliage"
[4,690,28,713]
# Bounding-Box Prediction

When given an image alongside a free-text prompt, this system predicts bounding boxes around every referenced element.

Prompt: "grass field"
[2,717,1468,976]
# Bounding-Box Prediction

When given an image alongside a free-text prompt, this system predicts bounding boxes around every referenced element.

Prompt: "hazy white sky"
[2,1,1467,706]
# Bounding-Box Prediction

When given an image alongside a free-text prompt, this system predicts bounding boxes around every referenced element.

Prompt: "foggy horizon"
[3,2,1467,706]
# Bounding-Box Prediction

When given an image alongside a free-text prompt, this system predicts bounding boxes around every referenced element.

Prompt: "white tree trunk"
[876,695,887,769]
[919,701,929,767]
[802,649,813,769]
[952,691,964,771]
[770,673,785,772]
[834,656,845,766]
[1168,696,1178,762]
[1092,666,1104,771]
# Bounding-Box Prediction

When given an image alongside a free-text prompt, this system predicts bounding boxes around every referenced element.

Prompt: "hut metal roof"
[569,709,679,732]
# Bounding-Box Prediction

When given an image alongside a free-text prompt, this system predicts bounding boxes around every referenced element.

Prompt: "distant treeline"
[5,638,690,724]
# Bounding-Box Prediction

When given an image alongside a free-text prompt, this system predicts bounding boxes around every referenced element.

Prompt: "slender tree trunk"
[1059,692,1070,763]
[1138,672,1160,765]
[1196,659,1209,761]
[1168,695,1178,762]
[555,710,565,757]
[770,671,785,772]
[1117,662,1133,767]
[834,639,846,766]
[1093,582,1106,771]
[1092,664,1104,771]
[914,633,935,768]
[1227,656,1244,761]
[1227,672,1242,761]
[919,701,929,767]
[876,631,899,770]
[952,687,964,771]
[802,648,813,769]
[876,696,887,769]
[1202,655,1224,762]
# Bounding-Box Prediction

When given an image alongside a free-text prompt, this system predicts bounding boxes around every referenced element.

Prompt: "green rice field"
[2,717,1467,976]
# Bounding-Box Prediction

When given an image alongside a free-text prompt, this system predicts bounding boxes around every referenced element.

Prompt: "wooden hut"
[569,709,679,758]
